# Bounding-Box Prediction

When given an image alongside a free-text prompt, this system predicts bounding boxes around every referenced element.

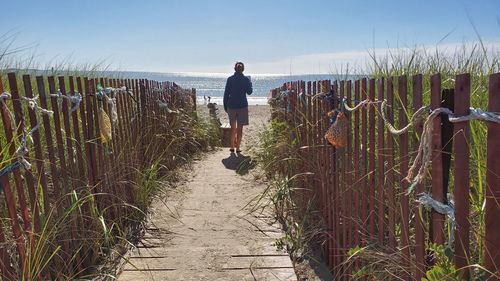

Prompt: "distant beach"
[120,71,362,105]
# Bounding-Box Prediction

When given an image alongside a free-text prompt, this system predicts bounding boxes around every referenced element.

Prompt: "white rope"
[416,192,456,250]
[342,98,381,112]
[448,107,500,123]
[97,85,136,122]
[406,106,500,193]
[0,92,32,169]
[50,90,82,112]
[380,100,430,135]
[0,92,12,101]
[157,100,179,114]
[103,95,118,123]
[405,107,451,193]
[9,95,57,170]
[0,93,14,121]
[343,99,369,112]
[311,92,328,100]
[15,123,42,170]
[17,96,55,169]
[104,86,134,98]
[21,96,54,117]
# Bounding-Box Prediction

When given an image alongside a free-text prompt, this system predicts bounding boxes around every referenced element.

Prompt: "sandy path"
[119,105,296,280]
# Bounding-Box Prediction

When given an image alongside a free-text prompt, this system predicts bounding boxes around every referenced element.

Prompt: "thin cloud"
[242,40,500,74]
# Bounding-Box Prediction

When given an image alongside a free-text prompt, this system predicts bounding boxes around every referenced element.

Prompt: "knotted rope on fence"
[18,95,55,170]
[0,92,12,101]
[448,107,500,123]
[103,95,118,123]
[405,107,455,193]
[406,106,500,194]
[15,124,42,170]
[380,100,429,135]
[21,96,54,117]
[342,98,381,112]
[50,90,82,113]
[311,91,331,101]
[96,85,134,99]
[97,85,136,123]
[0,93,55,175]
[416,192,456,250]
[158,100,179,114]
[274,90,293,113]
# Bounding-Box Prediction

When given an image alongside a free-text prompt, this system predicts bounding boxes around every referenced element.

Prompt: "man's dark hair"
[234,62,245,73]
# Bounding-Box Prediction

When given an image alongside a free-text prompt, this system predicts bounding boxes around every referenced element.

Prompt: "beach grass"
[0,36,220,279]
[254,41,499,280]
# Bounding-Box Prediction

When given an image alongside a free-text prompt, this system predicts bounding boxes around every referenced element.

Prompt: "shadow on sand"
[221,152,256,175]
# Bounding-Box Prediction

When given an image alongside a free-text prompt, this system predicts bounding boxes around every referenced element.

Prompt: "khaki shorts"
[227,107,249,126]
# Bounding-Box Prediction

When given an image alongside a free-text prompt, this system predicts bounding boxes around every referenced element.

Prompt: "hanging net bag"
[99,108,112,144]
[324,110,347,148]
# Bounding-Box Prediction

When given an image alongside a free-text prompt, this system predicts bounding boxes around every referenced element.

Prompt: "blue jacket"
[223,72,253,111]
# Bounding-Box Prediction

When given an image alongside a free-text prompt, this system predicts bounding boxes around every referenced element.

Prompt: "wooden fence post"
[360,78,368,242]
[376,77,385,244]
[0,75,25,279]
[398,75,411,279]
[368,79,376,237]
[453,74,471,279]
[353,79,361,251]
[485,73,500,280]
[345,80,353,273]
[412,74,426,279]
[7,74,35,263]
[430,74,446,246]
[21,75,43,234]
[139,79,147,169]
[386,77,396,250]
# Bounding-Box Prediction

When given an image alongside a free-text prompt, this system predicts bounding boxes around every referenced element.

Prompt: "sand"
[118,104,297,280]
[118,103,331,280]
[199,103,272,150]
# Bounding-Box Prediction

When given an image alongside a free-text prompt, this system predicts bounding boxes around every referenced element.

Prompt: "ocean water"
[121,71,358,105]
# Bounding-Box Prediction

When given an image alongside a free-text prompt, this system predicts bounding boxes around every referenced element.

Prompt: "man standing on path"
[223,61,253,153]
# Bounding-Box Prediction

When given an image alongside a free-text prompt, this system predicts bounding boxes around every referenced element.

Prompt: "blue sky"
[1,0,499,74]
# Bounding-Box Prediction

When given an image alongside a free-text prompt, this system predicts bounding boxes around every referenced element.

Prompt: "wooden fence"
[0,72,196,280]
[270,73,500,280]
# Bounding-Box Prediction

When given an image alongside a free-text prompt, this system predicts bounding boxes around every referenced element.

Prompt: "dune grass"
[0,36,220,279]
[254,41,499,280]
